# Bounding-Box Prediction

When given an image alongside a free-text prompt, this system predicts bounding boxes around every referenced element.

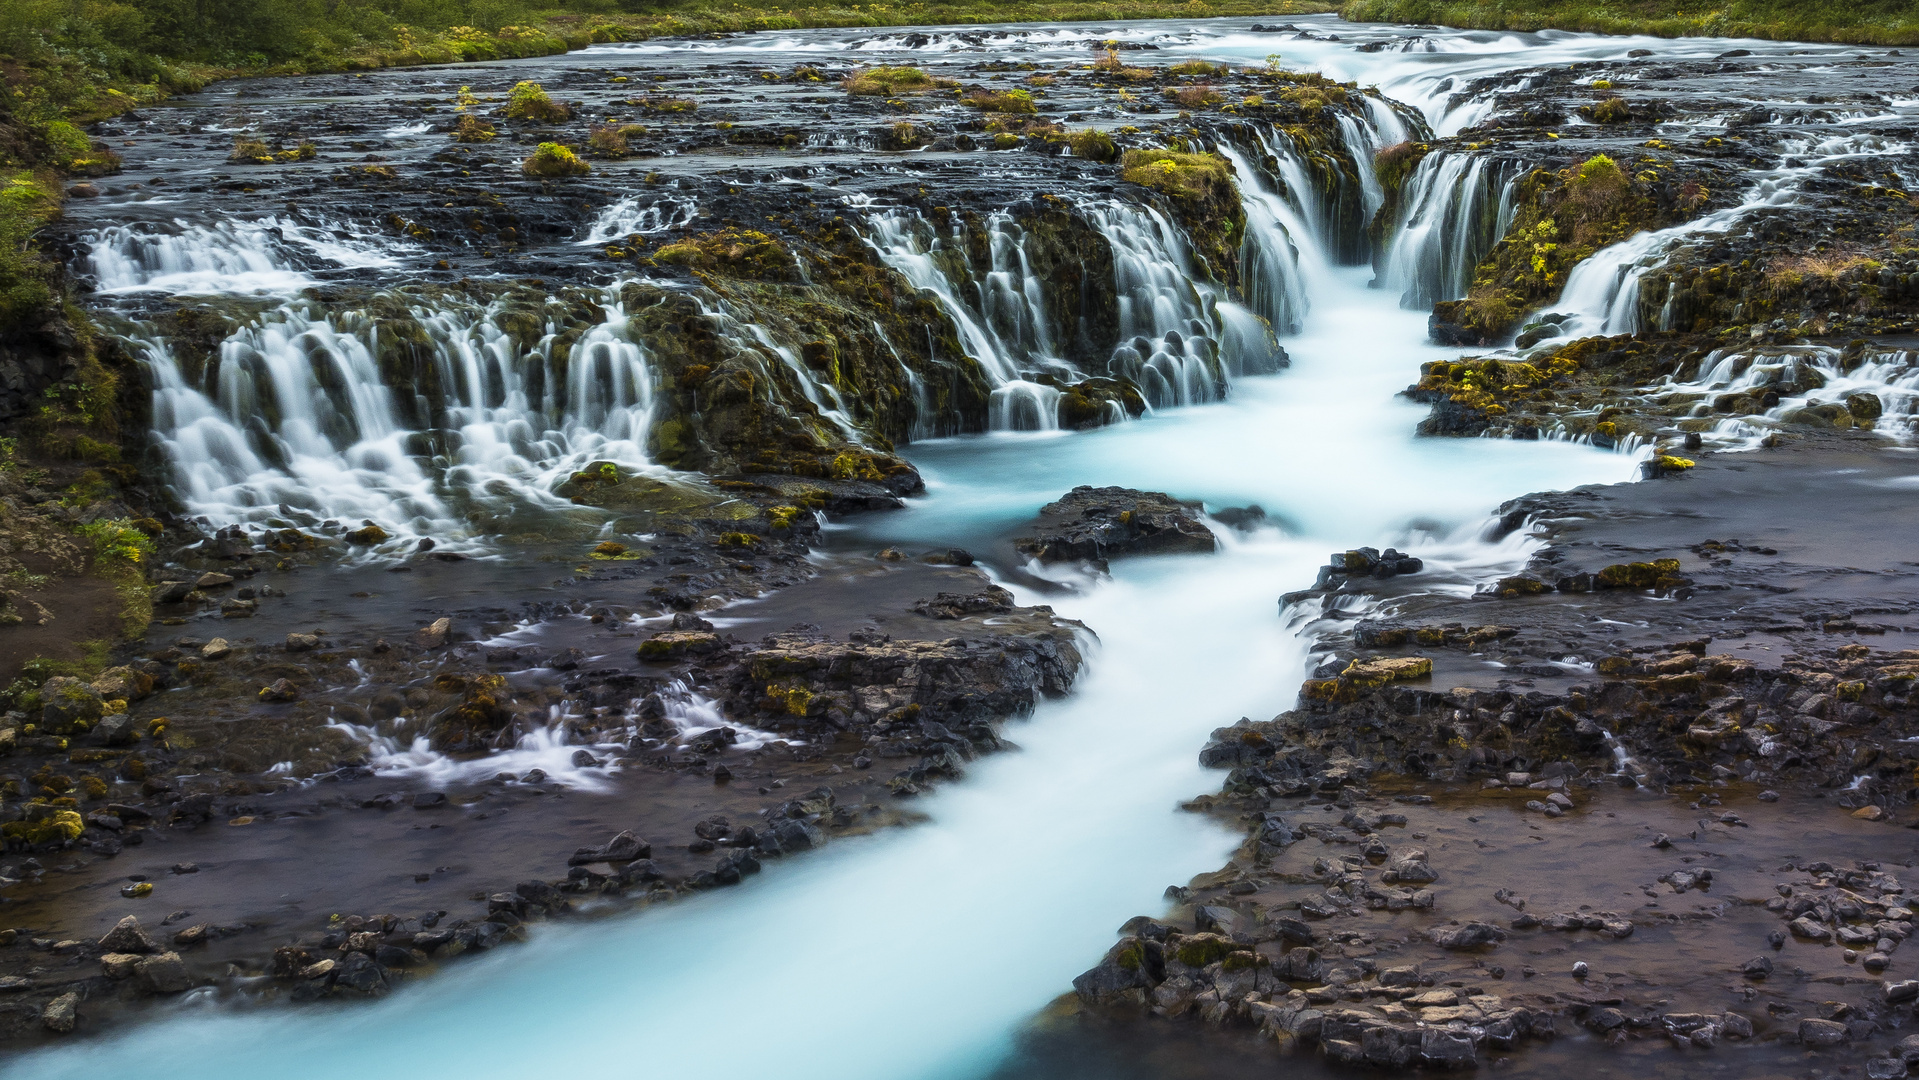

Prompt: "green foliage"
[521,141,589,177]
[78,518,156,568]
[505,80,570,122]
[842,66,952,95]
[1067,128,1117,163]
[1339,0,1919,45]
[964,87,1037,113]
[0,175,57,325]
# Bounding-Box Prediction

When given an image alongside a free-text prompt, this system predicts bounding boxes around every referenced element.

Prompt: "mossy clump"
[589,124,641,157]
[505,81,571,123]
[1118,149,1243,285]
[1168,59,1230,77]
[1596,559,1684,589]
[842,66,953,96]
[228,136,273,164]
[649,228,792,279]
[453,115,496,143]
[344,524,389,545]
[1165,84,1223,110]
[1579,96,1632,124]
[1067,128,1118,163]
[768,505,803,530]
[634,95,697,113]
[522,142,591,178]
[964,88,1038,114]
[274,141,317,163]
[1373,140,1430,193]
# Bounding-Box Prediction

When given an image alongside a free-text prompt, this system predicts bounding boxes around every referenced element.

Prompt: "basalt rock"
[1015,486,1217,566]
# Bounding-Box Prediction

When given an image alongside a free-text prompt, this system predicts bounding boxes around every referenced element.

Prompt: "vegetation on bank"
[1339,0,1919,45]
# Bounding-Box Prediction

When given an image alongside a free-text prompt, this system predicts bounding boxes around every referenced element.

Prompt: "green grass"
[1339,0,1919,45]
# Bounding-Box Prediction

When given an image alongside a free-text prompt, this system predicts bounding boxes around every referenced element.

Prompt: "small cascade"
[1649,343,1919,449]
[85,216,410,294]
[862,208,1068,386]
[1082,201,1237,409]
[1378,152,1518,309]
[139,285,667,546]
[580,196,701,245]
[1556,131,1911,337]
[988,380,1064,433]
[694,298,865,441]
[1217,138,1319,335]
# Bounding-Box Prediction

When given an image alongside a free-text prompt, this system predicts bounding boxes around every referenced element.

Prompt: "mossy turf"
[1340,0,1919,45]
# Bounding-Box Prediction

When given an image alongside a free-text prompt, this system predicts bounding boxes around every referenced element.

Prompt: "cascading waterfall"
[579,196,701,245]
[862,207,1073,432]
[1649,344,1919,449]
[1378,151,1518,309]
[136,286,667,547]
[86,216,412,294]
[1556,131,1911,337]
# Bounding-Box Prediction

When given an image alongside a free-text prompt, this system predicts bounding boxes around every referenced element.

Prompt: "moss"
[228,135,273,164]
[589,124,632,157]
[634,95,697,112]
[1168,59,1230,76]
[964,88,1038,113]
[766,683,815,717]
[768,505,803,530]
[1596,559,1683,589]
[453,115,496,143]
[1117,149,1245,285]
[522,142,591,178]
[1581,96,1632,124]
[1373,140,1430,194]
[505,81,571,123]
[649,229,793,280]
[842,66,955,96]
[830,450,885,481]
[1174,936,1232,967]
[344,524,389,545]
[1165,84,1224,110]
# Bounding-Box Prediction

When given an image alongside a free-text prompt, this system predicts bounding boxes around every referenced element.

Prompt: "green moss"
[1581,96,1632,123]
[964,88,1038,113]
[522,142,591,179]
[505,81,571,123]
[453,115,496,143]
[843,66,955,95]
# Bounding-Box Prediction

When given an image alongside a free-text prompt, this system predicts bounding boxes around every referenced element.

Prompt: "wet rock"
[41,992,77,1033]
[1431,922,1507,950]
[1886,980,1919,1003]
[569,830,651,865]
[1743,956,1773,978]
[136,951,191,994]
[413,617,451,648]
[636,630,723,661]
[331,951,388,995]
[1015,486,1216,565]
[40,676,104,731]
[286,632,320,652]
[258,679,299,703]
[100,952,143,979]
[89,712,138,747]
[200,638,232,660]
[150,581,194,604]
[97,915,159,954]
[912,585,1015,619]
[1799,1017,1850,1045]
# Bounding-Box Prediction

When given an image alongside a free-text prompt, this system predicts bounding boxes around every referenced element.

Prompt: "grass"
[522,141,590,177]
[842,66,955,96]
[1339,0,1919,45]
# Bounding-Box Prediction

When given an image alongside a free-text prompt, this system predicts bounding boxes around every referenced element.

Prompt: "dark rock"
[1015,486,1216,564]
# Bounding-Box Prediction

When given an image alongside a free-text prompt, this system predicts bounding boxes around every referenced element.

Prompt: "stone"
[258,679,299,702]
[1420,1028,1477,1068]
[1014,486,1216,565]
[100,952,143,978]
[413,618,451,648]
[570,830,651,865]
[1886,980,1919,1003]
[1431,922,1507,950]
[150,581,194,604]
[136,951,191,993]
[636,630,723,661]
[1791,917,1832,941]
[89,712,138,747]
[286,632,320,652]
[1868,1060,1906,1080]
[39,676,104,731]
[195,572,234,588]
[200,638,232,660]
[41,992,77,1033]
[97,915,159,954]
[1799,1018,1849,1045]
[1742,956,1773,978]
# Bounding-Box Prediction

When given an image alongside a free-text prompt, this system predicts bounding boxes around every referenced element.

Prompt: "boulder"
[97,915,159,955]
[40,677,104,732]
[1431,922,1507,950]
[569,830,651,865]
[413,618,451,648]
[1015,486,1216,565]
[41,992,78,1033]
[136,951,191,994]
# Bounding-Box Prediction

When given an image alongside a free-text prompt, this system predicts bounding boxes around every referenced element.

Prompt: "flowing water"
[17,15,1910,1079]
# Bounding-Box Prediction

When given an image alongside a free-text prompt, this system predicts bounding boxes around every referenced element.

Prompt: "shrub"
[1374,140,1429,192]
[1582,96,1632,124]
[453,115,496,142]
[1168,59,1228,76]
[634,95,696,112]
[1068,128,1118,163]
[522,142,590,178]
[1092,49,1153,79]
[505,81,570,122]
[1166,84,1222,110]
[843,66,952,96]
[228,135,273,164]
[964,88,1037,114]
[589,124,630,156]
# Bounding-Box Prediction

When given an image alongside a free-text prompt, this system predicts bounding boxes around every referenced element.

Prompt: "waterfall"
[138,287,664,547]
[579,196,701,245]
[1378,151,1518,309]
[86,217,412,294]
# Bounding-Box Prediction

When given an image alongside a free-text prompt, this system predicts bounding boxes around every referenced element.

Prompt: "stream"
[15,14,1918,1078]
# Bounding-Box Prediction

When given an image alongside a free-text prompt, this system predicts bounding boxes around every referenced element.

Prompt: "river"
[15,14,1914,1078]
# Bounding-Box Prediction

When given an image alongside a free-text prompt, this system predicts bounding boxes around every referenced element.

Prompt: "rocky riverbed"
[3,13,1919,1079]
